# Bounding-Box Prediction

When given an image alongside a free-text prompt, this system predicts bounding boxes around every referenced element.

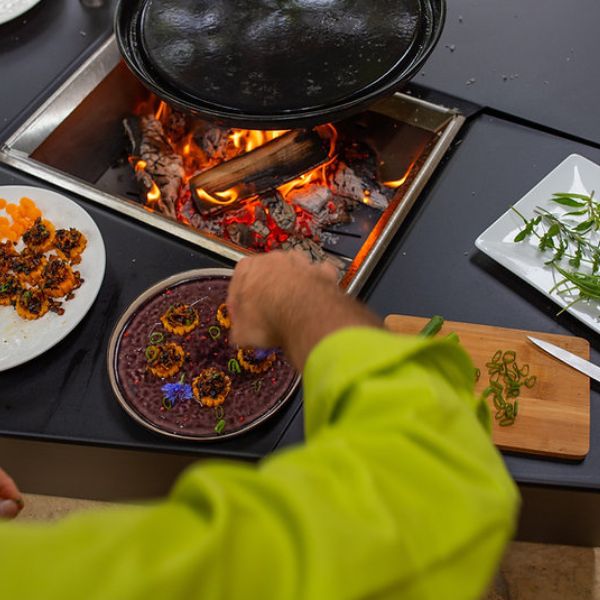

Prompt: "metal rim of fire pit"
[115,0,446,129]
[0,36,466,299]
[106,268,300,442]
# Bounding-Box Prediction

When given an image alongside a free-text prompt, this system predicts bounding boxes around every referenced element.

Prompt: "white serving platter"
[0,186,105,371]
[475,154,600,334]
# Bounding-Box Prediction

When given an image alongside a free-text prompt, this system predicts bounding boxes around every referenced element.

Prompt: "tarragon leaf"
[574,219,595,232]
[553,192,592,201]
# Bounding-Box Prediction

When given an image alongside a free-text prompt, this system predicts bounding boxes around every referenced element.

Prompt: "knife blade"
[527,336,600,383]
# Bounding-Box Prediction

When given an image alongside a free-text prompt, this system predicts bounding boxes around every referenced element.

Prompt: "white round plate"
[0,186,106,371]
[0,0,42,25]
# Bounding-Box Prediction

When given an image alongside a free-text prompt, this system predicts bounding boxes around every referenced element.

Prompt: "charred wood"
[192,122,232,162]
[123,115,184,219]
[287,184,331,215]
[189,129,330,210]
[330,161,389,210]
[261,191,296,232]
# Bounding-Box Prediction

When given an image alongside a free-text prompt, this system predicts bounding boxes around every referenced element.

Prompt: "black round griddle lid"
[116,0,446,129]
[136,0,424,115]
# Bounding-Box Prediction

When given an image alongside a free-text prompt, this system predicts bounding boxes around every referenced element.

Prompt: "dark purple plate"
[107,268,299,441]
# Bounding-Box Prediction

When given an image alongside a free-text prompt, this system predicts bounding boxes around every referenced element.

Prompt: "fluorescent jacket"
[0,328,518,599]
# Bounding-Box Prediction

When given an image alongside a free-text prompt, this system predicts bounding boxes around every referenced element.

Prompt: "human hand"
[227,250,337,349]
[227,250,381,370]
[0,467,23,520]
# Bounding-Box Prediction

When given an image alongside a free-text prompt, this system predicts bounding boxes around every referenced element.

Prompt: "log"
[123,115,184,219]
[190,129,330,211]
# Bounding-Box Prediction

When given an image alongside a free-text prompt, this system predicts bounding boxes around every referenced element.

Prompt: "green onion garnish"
[150,332,164,344]
[145,346,159,362]
[228,358,241,374]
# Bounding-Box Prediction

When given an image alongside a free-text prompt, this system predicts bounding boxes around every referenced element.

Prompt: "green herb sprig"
[512,191,600,313]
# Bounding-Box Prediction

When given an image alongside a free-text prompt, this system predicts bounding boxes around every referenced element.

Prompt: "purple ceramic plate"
[107,268,299,441]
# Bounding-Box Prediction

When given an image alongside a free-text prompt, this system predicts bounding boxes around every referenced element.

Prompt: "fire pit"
[0,37,464,293]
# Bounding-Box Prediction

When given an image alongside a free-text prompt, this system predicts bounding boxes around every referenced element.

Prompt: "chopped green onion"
[208,326,221,340]
[479,348,536,427]
[419,315,444,337]
[228,358,241,374]
[150,332,164,344]
[214,419,226,434]
[145,346,159,362]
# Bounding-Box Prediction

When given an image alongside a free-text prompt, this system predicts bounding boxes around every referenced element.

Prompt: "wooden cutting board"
[385,315,590,460]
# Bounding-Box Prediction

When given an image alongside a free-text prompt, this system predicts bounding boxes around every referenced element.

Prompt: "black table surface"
[3,0,600,488]
[0,164,303,460]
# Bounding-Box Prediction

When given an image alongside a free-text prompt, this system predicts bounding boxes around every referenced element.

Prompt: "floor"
[18,493,600,599]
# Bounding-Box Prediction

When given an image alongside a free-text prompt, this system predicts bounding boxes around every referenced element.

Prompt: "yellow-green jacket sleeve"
[0,328,518,600]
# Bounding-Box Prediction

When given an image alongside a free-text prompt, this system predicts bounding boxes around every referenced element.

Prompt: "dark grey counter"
[2,0,600,541]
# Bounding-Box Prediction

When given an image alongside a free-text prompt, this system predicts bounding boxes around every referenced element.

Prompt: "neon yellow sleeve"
[0,328,518,599]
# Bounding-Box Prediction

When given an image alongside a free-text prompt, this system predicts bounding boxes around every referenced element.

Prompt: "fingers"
[0,468,23,520]
[0,499,22,520]
[0,467,21,501]
[227,250,342,352]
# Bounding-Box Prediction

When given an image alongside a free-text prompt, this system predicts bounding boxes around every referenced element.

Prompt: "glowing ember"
[125,97,409,259]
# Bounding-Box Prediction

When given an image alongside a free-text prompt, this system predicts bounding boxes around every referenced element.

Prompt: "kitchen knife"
[527,336,600,383]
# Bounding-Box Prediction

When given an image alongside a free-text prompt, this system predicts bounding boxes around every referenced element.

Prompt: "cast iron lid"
[116,0,444,127]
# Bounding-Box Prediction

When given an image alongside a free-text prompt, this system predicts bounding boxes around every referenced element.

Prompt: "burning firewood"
[261,192,296,232]
[287,184,331,215]
[123,115,185,219]
[226,222,253,248]
[192,122,233,162]
[287,184,351,228]
[189,129,331,210]
[163,110,191,144]
[330,161,389,210]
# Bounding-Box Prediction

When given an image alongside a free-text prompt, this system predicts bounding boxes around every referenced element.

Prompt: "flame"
[132,100,343,214]
[195,187,239,206]
[384,158,418,189]
[230,131,244,149]
[278,124,339,199]
[147,181,161,205]
[155,101,167,121]
[228,129,287,153]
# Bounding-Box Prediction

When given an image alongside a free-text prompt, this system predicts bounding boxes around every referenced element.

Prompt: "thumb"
[0,498,22,520]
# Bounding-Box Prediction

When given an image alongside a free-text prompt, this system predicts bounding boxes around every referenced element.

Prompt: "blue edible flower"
[254,348,275,361]
[161,382,194,406]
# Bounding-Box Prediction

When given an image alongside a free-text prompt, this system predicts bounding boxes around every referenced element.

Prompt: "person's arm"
[0,252,518,600]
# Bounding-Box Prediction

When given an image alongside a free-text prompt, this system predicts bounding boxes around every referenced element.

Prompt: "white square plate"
[475,154,600,334]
